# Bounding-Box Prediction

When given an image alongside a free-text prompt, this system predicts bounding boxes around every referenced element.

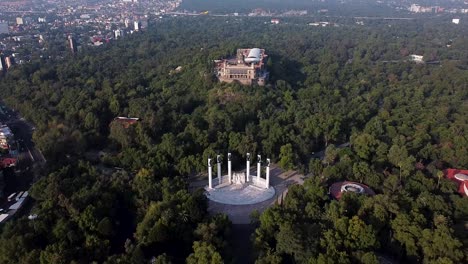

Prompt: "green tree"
[186,242,223,264]
[279,143,295,170]
[323,144,338,166]
[387,145,416,181]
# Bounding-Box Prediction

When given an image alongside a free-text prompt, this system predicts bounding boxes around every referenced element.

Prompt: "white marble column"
[257,155,261,186]
[265,158,270,189]
[228,153,232,184]
[246,153,250,182]
[217,155,222,185]
[208,158,213,189]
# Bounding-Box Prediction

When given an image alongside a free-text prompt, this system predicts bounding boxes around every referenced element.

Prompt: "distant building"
[38,17,46,23]
[409,4,443,13]
[0,123,17,169]
[15,17,23,25]
[134,21,140,31]
[80,14,91,19]
[452,18,460,24]
[113,117,139,128]
[309,22,331,27]
[215,48,269,86]
[0,56,4,71]
[4,56,13,69]
[68,35,77,53]
[124,18,130,28]
[271,19,280,24]
[114,29,124,39]
[0,23,8,34]
[0,124,15,150]
[409,54,424,63]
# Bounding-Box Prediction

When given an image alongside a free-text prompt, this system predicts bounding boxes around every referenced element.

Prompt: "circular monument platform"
[329,181,375,200]
[205,175,275,205]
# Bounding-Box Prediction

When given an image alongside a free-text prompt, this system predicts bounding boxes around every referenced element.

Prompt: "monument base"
[205,175,275,205]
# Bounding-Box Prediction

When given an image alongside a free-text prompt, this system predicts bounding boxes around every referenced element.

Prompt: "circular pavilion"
[329,181,375,200]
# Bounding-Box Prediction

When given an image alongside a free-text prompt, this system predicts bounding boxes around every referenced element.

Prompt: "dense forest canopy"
[178,0,400,16]
[178,0,468,12]
[0,16,467,263]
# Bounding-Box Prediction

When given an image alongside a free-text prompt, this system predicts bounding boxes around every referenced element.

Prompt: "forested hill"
[0,16,467,263]
[178,0,399,16]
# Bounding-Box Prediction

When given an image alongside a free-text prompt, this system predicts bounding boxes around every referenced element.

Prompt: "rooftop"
[445,169,468,197]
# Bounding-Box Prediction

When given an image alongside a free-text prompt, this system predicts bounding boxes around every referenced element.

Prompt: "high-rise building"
[0,56,4,71]
[124,18,130,28]
[68,35,77,53]
[4,56,13,69]
[114,29,124,39]
[16,17,23,25]
[134,21,140,31]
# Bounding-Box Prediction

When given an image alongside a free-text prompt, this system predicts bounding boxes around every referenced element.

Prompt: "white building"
[134,21,140,31]
[410,54,424,63]
[114,29,124,39]
[452,18,460,24]
[16,17,23,25]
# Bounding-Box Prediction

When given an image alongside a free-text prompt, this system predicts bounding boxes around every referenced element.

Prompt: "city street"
[0,102,45,216]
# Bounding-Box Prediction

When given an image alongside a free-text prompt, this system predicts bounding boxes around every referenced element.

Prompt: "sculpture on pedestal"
[208,158,213,189]
[217,155,222,185]
[257,155,261,185]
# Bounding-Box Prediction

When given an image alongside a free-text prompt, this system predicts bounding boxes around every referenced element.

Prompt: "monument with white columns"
[208,158,213,189]
[265,158,270,188]
[257,155,261,185]
[205,152,275,205]
[228,153,232,184]
[246,153,251,182]
[217,155,222,185]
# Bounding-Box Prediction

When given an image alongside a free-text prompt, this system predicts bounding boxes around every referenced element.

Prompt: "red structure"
[329,181,375,200]
[0,157,17,169]
[445,169,468,197]
[113,117,139,128]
